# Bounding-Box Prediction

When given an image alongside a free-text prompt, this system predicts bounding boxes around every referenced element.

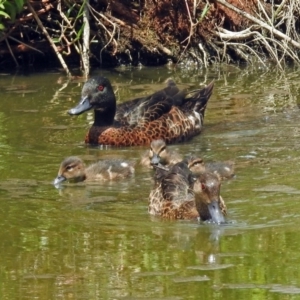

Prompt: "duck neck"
[93,105,116,126]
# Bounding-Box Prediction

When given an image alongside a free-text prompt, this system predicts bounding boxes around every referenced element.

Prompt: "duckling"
[53,156,135,185]
[140,139,235,179]
[187,156,235,180]
[140,139,182,168]
[149,161,226,223]
[68,76,214,146]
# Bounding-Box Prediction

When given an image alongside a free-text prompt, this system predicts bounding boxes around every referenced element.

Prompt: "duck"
[140,139,182,168]
[148,161,226,223]
[187,156,235,180]
[68,76,214,146]
[53,156,135,185]
[140,139,235,179]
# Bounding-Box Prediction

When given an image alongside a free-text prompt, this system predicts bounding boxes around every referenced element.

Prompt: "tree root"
[212,0,300,68]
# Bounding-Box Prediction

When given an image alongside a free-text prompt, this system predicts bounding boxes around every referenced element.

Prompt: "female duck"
[68,76,214,146]
[149,161,226,223]
[53,156,135,185]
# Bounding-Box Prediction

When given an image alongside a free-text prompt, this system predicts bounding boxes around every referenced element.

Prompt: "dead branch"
[26,0,71,77]
[214,0,300,49]
[5,38,19,67]
[82,0,90,78]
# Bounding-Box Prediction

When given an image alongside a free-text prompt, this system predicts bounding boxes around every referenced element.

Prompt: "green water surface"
[0,65,300,299]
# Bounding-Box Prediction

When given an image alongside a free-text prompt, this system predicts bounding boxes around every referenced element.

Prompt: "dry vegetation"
[0,0,300,75]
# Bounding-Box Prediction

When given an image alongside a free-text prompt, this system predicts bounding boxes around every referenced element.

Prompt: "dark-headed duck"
[68,76,214,146]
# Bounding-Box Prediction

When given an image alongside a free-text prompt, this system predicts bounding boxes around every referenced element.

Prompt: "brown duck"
[68,76,214,146]
[148,161,226,223]
[53,156,135,185]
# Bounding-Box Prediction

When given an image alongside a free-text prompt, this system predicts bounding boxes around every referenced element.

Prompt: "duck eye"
[201,183,206,190]
[193,159,203,166]
[98,85,104,91]
[160,146,166,153]
[66,166,73,171]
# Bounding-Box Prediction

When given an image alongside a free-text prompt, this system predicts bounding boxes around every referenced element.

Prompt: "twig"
[215,40,267,67]
[57,0,81,54]
[214,0,300,49]
[8,36,44,54]
[88,5,119,61]
[5,38,19,67]
[26,0,71,77]
[198,43,208,67]
[215,27,256,41]
[82,0,90,78]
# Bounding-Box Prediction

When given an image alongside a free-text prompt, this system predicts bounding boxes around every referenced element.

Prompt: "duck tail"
[194,80,214,113]
[185,80,214,115]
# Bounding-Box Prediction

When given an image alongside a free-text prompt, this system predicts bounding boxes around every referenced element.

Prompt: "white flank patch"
[188,115,195,125]
[193,111,201,129]
[121,162,128,168]
[193,111,201,121]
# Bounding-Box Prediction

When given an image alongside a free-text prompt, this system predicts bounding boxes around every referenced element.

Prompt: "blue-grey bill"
[68,96,92,115]
[53,175,66,186]
[208,200,225,224]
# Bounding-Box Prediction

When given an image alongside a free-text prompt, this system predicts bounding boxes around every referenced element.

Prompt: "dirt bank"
[0,0,299,74]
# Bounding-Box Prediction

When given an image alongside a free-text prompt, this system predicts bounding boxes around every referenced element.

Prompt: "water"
[1,65,300,299]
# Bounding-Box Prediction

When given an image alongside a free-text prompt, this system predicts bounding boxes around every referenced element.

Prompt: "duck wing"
[148,161,199,219]
[114,79,185,126]
[161,162,195,201]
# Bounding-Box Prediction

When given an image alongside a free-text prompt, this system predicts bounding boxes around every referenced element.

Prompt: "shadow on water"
[0,66,300,299]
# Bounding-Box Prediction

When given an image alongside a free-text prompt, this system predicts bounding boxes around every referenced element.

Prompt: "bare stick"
[26,0,71,77]
[216,41,267,67]
[88,5,119,61]
[82,0,90,78]
[8,36,44,54]
[214,0,300,49]
[5,38,19,67]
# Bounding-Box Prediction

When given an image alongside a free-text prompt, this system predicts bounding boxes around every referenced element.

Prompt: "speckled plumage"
[149,161,227,222]
[187,156,235,180]
[140,139,182,168]
[53,156,135,185]
[68,76,214,146]
[149,161,198,219]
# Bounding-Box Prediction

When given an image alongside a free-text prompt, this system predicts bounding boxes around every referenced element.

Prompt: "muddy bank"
[0,0,299,74]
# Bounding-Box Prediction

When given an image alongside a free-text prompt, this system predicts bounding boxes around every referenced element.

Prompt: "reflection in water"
[0,67,300,299]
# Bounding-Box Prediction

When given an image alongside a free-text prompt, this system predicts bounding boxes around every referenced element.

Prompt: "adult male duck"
[68,76,214,146]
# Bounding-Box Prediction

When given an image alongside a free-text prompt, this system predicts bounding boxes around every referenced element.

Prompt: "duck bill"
[53,175,66,186]
[150,154,161,166]
[208,200,225,224]
[68,96,92,115]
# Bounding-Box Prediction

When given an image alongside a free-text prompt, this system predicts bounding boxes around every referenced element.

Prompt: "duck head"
[149,139,171,166]
[53,156,86,185]
[187,156,206,174]
[193,172,226,224]
[68,77,117,125]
